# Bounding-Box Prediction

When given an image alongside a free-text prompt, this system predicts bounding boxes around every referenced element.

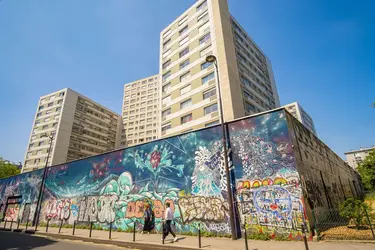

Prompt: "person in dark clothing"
[142,203,154,234]
[162,202,177,242]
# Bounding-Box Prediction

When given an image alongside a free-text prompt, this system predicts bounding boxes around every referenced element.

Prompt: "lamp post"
[206,55,236,240]
[33,133,54,230]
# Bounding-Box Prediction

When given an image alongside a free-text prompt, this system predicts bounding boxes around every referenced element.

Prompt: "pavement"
[1,221,375,250]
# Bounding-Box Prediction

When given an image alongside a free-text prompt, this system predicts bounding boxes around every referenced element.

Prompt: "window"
[202,72,215,84]
[181,113,192,124]
[53,123,58,128]
[201,61,212,70]
[180,71,190,82]
[59,92,65,97]
[180,99,192,109]
[37,113,42,117]
[179,15,188,26]
[180,59,190,69]
[205,120,219,127]
[244,90,253,100]
[162,108,171,118]
[47,102,53,107]
[56,107,61,112]
[203,88,216,99]
[179,25,188,36]
[198,21,210,34]
[162,60,171,70]
[46,110,52,115]
[200,45,211,57]
[39,105,44,111]
[38,142,44,147]
[197,11,208,22]
[35,120,40,125]
[162,29,171,39]
[162,71,171,82]
[42,125,48,130]
[162,95,171,106]
[180,85,191,95]
[179,47,189,58]
[179,36,189,46]
[204,103,218,115]
[163,38,171,50]
[244,102,256,113]
[199,32,211,45]
[57,100,63,104]
[163,48,171,58]
[197,0,207,12]
[29,143,34,149]
[162,124,171,132]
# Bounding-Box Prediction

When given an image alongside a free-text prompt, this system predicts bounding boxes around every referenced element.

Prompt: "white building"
[283,102,317,135]
[345,146,375,169]
[22,88,122,173]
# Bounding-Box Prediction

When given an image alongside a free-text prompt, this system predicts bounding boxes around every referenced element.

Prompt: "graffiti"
[5,204,20,221]
[305,180,324,208]
[45,199,71,221]
[178,196,229,224]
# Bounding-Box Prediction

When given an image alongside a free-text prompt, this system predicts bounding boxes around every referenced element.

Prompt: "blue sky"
[0,0,374,163]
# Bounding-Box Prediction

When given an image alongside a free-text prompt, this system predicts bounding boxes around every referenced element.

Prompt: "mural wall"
[0,169,43,223]
[228,110,306,239]
[39,126,234,235]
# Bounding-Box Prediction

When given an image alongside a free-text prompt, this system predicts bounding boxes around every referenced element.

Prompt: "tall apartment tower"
[121,75,160,147]
[159,0,280,137]
[22,88,122,173]
[283,102,317,135]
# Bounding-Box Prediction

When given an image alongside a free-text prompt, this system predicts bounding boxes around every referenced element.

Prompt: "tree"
[0,157,20,179]
[357,149,375,191]
[339,198,370,229]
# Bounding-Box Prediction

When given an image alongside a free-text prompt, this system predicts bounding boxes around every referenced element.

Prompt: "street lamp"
[205,55,237,240]
[33,133,54,230]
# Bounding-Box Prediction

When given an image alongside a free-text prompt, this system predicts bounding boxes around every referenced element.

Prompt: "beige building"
[121,75,160,147]
[22,88,122,173]
[345,146,375,169]
[283,102,316,135]
[159,0,280,137]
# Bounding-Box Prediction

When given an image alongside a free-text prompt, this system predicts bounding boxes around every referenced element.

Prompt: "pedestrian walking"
[162,202,178,242]
[141,203,153,234]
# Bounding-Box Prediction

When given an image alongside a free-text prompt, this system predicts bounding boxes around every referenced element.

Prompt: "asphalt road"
[0,231,133,250]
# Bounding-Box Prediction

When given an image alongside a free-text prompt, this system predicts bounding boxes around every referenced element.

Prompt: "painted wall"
[39,126,233,235]
[228,110,305,239]
[0,169,43,223]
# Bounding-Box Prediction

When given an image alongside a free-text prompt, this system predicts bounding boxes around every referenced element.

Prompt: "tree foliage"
[339,198,370,229]
[0,157,21,179]
[357,149,375,191]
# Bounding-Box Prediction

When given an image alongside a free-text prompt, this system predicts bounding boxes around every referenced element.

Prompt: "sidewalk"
[0,221,374,250]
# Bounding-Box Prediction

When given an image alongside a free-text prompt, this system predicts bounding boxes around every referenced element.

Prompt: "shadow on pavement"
[0,231,58,250]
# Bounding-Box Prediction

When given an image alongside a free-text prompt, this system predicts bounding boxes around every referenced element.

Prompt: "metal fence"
[313,208,375,240]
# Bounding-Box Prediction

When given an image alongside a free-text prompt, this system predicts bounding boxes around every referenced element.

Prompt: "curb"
[324,240,375,244]
[36,232,200,250]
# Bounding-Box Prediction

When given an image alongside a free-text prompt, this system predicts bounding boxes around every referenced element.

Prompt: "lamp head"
[205,55,217,63]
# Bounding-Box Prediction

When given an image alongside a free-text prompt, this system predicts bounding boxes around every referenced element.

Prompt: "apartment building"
[121,75,160,147]
[159,0,280,137]
[345,146,375,169]
[22,88,122,173]
[283,102,317,135]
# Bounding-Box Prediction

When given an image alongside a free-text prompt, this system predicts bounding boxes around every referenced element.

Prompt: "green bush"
[247,232,270,241]
[339,198,370,229]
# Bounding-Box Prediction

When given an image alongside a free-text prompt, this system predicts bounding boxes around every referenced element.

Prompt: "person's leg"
[163,220,170,239]
[168,220,176,238]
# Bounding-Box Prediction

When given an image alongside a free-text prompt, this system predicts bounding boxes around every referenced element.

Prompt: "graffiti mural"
[228,110,306,239]
[40,126,234,235]
[0,169,43,222]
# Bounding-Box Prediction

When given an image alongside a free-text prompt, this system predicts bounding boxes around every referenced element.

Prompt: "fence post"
[58,220,63,234]
[365,207,375,240]
[10,220,13,230]
[26,218,29,231]
[72,220,76,235]
[3,220,7,229]
[133,221,136,242]
[162,221,165,244]
[109,222,112,239]
[243,221,248,250]
[89,222,93,238]
[198,223,201,248]
[17,219,20,230]
[301,223,309,250]
[46,219,50,232]
[312,209,320,241]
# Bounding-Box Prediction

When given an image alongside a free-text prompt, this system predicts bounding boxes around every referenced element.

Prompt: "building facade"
[345,146,375,169]
[121,75,160,147]
[282,102,317,135]
[22,88,122,173]
[159,0,280,137]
